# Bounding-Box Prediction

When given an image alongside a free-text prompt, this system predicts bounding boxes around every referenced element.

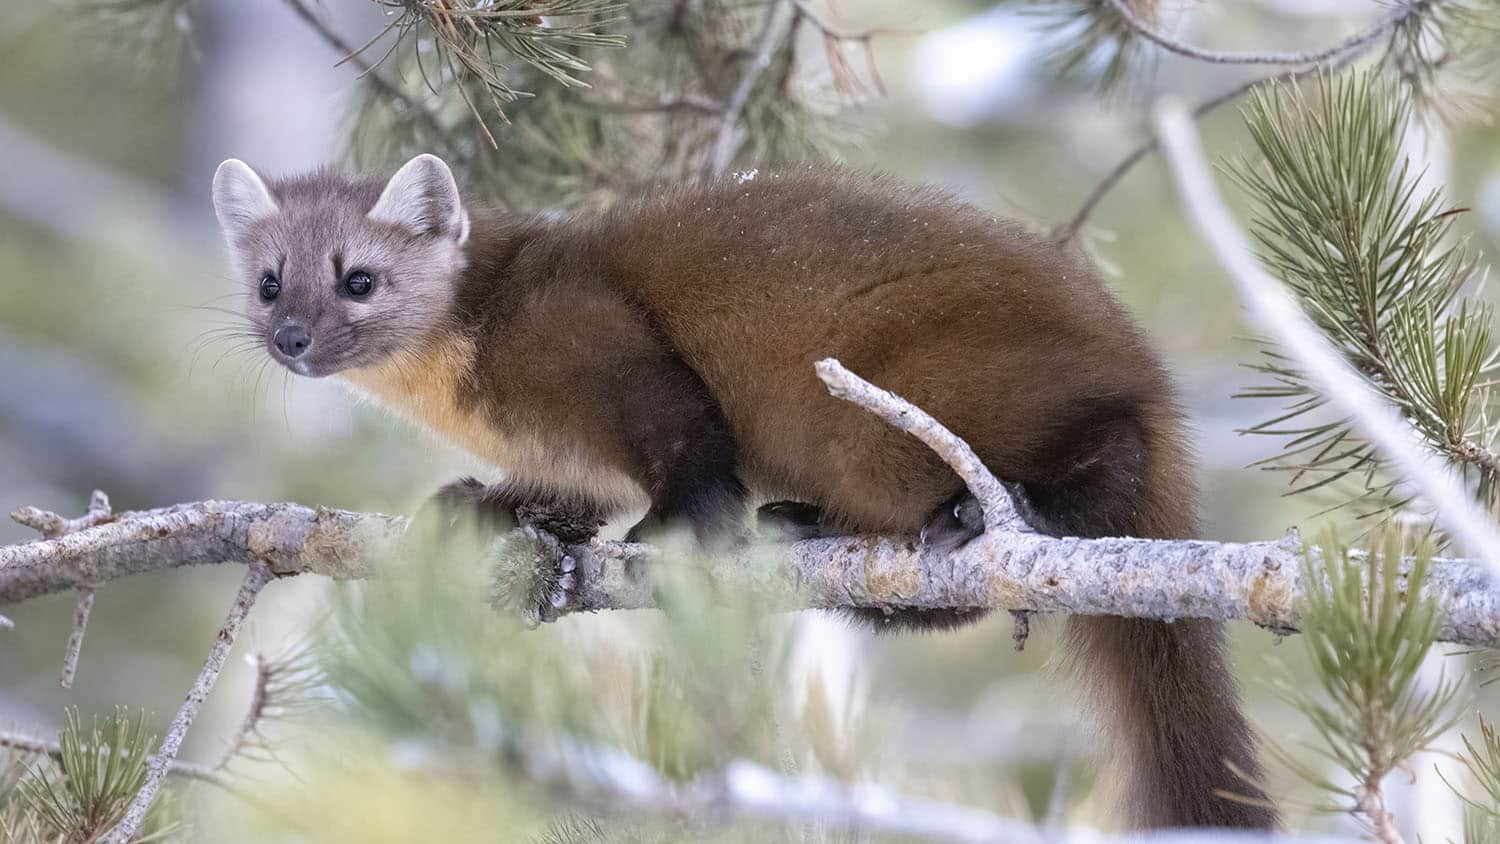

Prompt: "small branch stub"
[9,491,114,685]
[1010,610,1031,652]
[11,489,115,539]
[60,588,95,689]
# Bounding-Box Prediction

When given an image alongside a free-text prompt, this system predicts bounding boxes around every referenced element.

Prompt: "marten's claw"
[919,493,985,552]
[488,525,587,626]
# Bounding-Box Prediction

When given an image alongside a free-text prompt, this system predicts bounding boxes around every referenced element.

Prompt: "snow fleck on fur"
[733,168,759,185]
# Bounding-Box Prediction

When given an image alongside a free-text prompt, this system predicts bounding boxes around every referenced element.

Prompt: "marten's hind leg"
[840,491,995,633]
[756,501,844,540]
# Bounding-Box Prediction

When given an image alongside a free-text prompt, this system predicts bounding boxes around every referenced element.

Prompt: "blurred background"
[2,0,1499,840]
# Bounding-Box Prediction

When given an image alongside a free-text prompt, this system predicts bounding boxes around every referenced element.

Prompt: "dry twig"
[104,564,275,843]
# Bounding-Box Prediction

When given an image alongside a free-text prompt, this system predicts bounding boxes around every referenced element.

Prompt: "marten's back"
[578,167,1196,539]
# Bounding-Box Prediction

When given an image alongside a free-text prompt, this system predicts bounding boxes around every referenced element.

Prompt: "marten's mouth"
[283,358,324,378]
[266,348,339,379]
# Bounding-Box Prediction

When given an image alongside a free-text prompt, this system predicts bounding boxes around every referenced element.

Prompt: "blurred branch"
[6,494,1500,645]
[471,729,1363,844]
[710,0,792,175]
[13,490,111,689]
[105,563,273,843]
[1057,1,1426,241]
[1153,96,1500,565]
[0,115,176,241]
[280,0,460,158]
[1106,0,1406,66]
[0,327,211,503]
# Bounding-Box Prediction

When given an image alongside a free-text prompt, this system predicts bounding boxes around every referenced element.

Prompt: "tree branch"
[1152,97,1500,566]
[0,500,398,603]
[5,496,1499,646]
[709,0,791,175]
[0,732,229,789]
[14,490,113,689]
[482,726,1364,844]
[104,563,273,843]
[1057,2,1424,241]
[1106,0,1407,67]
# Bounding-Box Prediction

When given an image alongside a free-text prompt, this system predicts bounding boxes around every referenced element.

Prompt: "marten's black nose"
[273,324,312,358]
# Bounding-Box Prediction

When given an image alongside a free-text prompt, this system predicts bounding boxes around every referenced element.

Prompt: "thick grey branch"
[5,499,1500,646]
[1,500,401,603]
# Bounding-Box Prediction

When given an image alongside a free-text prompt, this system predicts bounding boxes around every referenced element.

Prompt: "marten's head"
[211,154,469,377]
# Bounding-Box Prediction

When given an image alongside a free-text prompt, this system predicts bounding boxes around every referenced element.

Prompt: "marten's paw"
[490,525,586,626]
[418,477,605,544]
[755,501,845,541]
[918,493,985,552]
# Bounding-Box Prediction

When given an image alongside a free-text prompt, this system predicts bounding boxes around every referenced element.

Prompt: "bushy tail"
[1012,393,1277,828]
[1064,615,1277,829]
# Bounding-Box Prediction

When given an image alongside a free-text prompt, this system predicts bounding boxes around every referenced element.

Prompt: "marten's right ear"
[211,159,278,243]
[369,153,469,244]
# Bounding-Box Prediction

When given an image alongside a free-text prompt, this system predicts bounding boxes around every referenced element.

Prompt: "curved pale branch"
[1153,97,1500,566]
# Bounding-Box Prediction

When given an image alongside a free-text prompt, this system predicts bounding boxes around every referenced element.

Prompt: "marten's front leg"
[415,478,612,619]
[609,348,747,546]
[423,477,610,544]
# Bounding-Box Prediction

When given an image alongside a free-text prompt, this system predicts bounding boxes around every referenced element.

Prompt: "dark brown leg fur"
[607,346,747,546]
[756,500,843,540]
[423,476,609,544]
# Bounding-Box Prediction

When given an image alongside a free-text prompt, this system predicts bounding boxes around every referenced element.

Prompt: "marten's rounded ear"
[369,153,469,244]
[211,159,278,243]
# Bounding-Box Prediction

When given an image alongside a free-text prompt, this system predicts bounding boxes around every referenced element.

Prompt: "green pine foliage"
[1018,0,1154,91]
[1442,717,1500,839]
[1225,71,1500,523]
[1263,531,1458,834]
[1378,0,1500,118]
[3,709,176,844]
[349,1,863,211]
[296,525,883,842]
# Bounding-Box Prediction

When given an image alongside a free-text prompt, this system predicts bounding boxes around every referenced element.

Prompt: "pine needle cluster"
[1226,71,1500,524]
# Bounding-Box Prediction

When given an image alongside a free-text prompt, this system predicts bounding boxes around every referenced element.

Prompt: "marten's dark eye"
[259,272,280,302]
[343,270,373,297]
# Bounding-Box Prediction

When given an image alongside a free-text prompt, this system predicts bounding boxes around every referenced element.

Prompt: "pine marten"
[211,153,1276,830]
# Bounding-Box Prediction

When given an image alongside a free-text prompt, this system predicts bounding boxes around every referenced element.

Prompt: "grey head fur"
[211,153,470,377]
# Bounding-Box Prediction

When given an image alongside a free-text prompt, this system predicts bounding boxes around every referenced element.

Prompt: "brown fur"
[215,160,1275,829]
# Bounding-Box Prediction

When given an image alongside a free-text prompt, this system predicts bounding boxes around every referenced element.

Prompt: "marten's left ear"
[369,153,469,244]
[212,159,278,244]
